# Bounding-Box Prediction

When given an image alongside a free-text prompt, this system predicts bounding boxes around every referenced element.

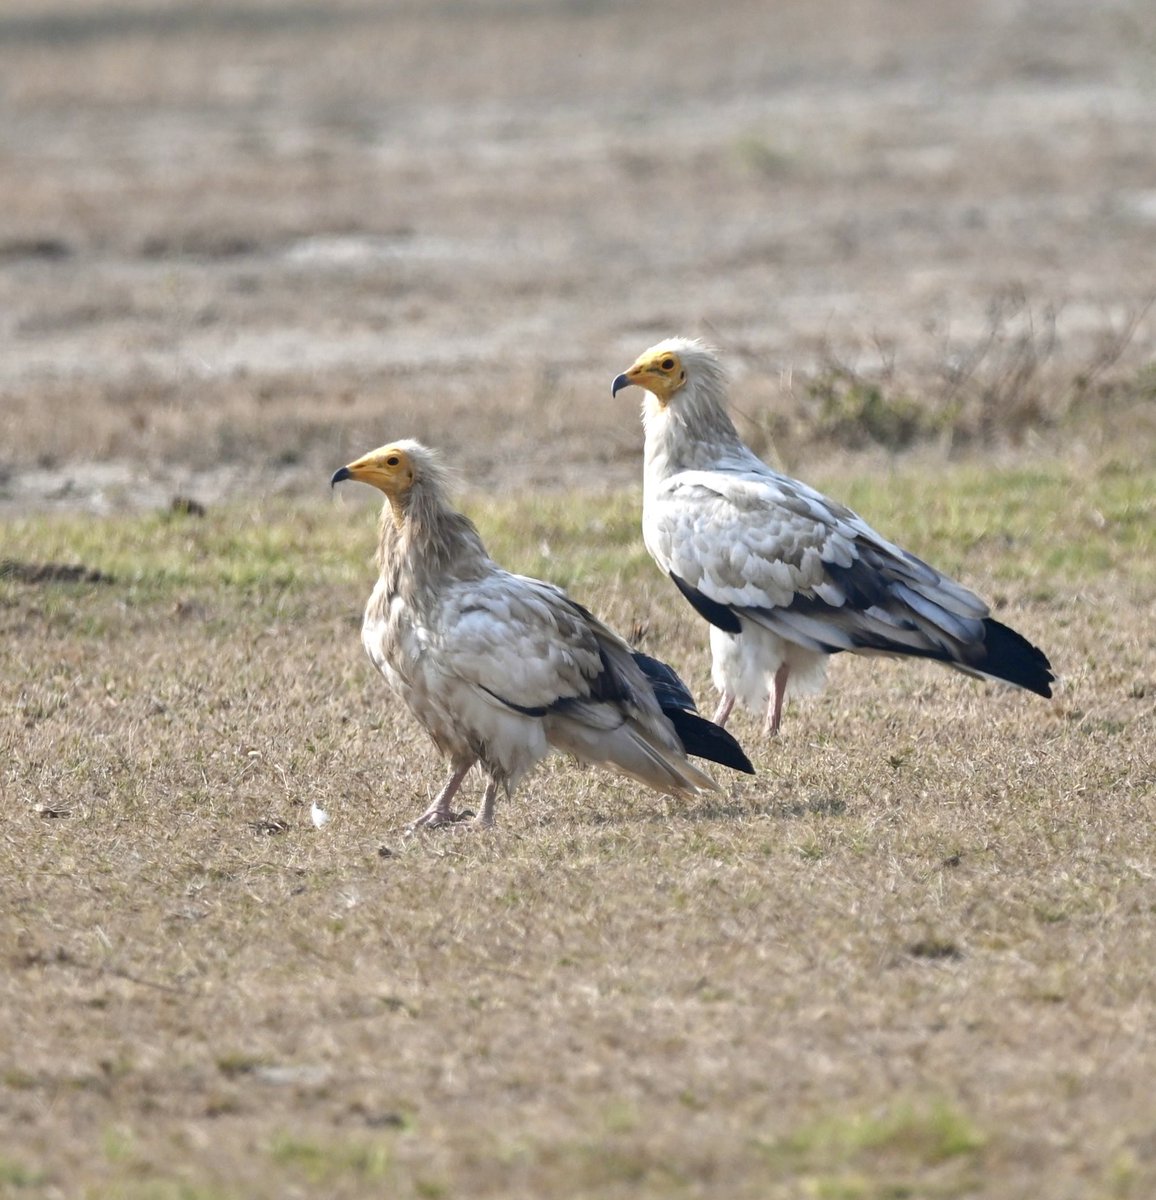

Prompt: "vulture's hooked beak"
[330,465,353,488]
[611,371,634,397]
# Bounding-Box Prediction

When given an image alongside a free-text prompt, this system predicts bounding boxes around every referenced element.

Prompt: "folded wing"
[438,572,724,796]
[648,468,1052,696]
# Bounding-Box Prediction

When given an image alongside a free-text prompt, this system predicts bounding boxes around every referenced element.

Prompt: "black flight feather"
[632,651,756,775]
[975,618,1054,697]
[669,571,742,633]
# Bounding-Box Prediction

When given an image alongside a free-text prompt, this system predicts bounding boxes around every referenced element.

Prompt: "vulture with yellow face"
[613,338,1054,735]
[332,439,753,828]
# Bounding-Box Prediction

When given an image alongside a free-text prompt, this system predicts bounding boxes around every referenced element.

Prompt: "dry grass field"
[2,2,1156,1198]
[3,460,1155,1200]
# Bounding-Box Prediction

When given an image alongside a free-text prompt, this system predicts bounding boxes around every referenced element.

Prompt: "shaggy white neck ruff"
[376,476,490,596]
[642,371,747,481]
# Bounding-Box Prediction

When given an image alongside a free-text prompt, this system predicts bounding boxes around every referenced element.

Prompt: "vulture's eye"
[386,455,400,467]
[661,357,675,370]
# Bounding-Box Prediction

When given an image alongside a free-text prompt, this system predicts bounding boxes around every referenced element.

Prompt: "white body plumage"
[335,439,723,828]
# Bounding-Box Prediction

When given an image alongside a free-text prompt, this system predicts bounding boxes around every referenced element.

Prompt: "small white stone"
[310,802,329,829]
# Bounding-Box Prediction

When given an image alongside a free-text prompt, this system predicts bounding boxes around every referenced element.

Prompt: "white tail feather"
[546,717,719,797]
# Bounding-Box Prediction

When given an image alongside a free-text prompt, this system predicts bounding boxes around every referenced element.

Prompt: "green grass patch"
[761,1100,986,1198]
[0,1156,47,1189]
[267,1133,391,1185]
[0,502,367,597]
[3,457,1152,624]
[831,458,1156,587]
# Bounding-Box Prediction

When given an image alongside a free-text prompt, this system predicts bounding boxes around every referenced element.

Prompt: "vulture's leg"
[474,777,500,828]
[411,761,474,829]
[712,690,736,728]
[764,664,790,736]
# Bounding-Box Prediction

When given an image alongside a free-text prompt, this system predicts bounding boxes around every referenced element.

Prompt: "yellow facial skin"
[330,444,415,496]
[611,349,688,406]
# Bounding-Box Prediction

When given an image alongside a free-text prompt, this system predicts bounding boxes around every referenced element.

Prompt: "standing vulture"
[332,439,753,828]
[612,338,1054,735]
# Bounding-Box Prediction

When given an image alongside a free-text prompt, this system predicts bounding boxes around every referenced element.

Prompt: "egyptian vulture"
[331,439,753,828]
[612,338,1054,735]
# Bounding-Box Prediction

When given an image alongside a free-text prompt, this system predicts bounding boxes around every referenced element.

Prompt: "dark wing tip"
[667,709,756,774]
[632,650,756,774]
[980,618,1055,697]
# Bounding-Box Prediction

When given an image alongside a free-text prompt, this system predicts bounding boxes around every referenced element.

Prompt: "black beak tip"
[611,372,631,397]
[330,465,352,488]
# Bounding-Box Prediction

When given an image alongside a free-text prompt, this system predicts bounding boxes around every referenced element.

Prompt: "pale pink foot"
[411,808,474,830]
[409,763,473,831]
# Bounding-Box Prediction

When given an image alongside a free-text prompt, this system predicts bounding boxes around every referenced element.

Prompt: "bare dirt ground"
[2,3,1156,1198]
[1,0,1154,505]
